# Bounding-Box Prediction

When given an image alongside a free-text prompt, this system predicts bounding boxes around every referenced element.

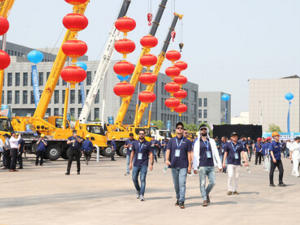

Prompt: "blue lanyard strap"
[176,137,184,149]
[139,142,144,152]
[203,140,210,151]
[231,142,238,152]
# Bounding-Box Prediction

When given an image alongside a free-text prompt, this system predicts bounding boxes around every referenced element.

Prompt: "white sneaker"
[140,195,144,201]
[136,191,140,199]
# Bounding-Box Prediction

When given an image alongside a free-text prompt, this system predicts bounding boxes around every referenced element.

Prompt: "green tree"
[94,118,100,122]
[150,120,164,129]
[267,123,282,132]
[186,123,198,131]
[71,116,76,122]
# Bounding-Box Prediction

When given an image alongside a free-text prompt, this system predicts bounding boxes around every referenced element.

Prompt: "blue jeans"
[162,149,166,162]
[126,155,130,173]
[132,166,148,196]
[199,167,216,201]
[171,167,187,203]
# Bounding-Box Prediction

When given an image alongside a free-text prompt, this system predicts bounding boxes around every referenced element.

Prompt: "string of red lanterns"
[113,16,136,98]
[0,15,10,71]
[61,0,89,88]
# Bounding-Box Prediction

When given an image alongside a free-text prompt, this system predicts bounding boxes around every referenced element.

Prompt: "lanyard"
[139,142,144,152]
[176,137,184,149]
[203,140,210,151]
[221,143,225,149]
[231,142,238,152]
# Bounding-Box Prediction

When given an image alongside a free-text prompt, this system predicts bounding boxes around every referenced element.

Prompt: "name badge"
[175,149,181,157]
[234,153,239,159]
[138,153,143,160]
[206,151,212,158]
[222,149,224,153]
[129,147,132,151]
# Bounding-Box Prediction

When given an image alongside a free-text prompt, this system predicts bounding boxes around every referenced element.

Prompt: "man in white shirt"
[289,137,300,177]
[9,132,21,172]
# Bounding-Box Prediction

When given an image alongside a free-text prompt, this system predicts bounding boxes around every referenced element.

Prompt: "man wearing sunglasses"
[129,129,153,201]
[193,124,222,207]
[166,122,192,209]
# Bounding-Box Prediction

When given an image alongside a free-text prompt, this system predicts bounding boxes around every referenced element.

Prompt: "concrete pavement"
[0,154,299,225]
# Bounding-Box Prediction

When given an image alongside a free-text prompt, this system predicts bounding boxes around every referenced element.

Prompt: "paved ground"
[0,154,299,225]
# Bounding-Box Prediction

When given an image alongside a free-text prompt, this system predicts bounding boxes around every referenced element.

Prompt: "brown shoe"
[207,195,210,203]
[179,202,185,209]
[10,169,19,172]
[227,191,233,195]
[202,200,208,207]
[233,191,239,195]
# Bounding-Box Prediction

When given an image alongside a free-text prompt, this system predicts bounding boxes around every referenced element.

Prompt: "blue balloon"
[221,94,230,102]
[285,92,294,101]
[76,62,88,71]
[117,75,130,82]
[27,50,44,64]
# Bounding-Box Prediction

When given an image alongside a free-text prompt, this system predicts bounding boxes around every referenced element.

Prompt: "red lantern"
[165,98,180,112]
[139,72,157,85]
[63,13,88,31]
[166,50,181,62]
[115,39,136,55]
[174,75,187,86]
[113,61,135,77]
[140,35,158,48]
[62,39,88,58]
[165,82,180,96]
[174,60,188,71]
[0,16,9,36]
[115,16,136,34]
[139,91,156,104]
[174,103,188,116]
[140,54,157,68]
[61,66,87,88]
[0,50,10,70]
[165,66,181,79]
[174,90,187,101]
[114,82,135,97]
[65,0,88,5]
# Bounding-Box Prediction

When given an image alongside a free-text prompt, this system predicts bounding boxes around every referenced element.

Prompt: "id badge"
[234,153,239,159]
[206,151,212,158]
[129,147,132,151]
[138,153,143,160]
[222,149,224,153]
[175,149,181,157]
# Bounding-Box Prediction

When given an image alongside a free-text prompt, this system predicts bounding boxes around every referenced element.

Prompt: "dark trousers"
[255,152,262,165]
[67,149,81,173]
[36,151,45,165]
[83,151,92,161]
[157,148,161,158]
[111,150,115,160]
[3,150,11,169]
[248,148,253,162]
[269,160,284,185]
[17,152,23,168]
[10,149,18,170]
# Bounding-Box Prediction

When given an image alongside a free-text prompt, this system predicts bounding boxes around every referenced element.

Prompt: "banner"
[31,65,40,107]
[263,132,299,141]
[80,82,85,108]
[0,105,12,118]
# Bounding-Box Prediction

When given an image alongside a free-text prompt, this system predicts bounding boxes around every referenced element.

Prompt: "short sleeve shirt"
[131,140,152,167]
[37,140,47,151]
[224,141,246,165]
[269,140,281,161]
[167,136,192,168]
[199,139,214,167]
[68,136,82,150]
[125,139,135,156]
[18,139,25,152]
[255,143,262,152]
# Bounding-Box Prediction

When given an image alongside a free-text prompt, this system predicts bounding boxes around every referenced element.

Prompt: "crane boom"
[114,0,168,127]
[78,0,131,124]
[32,2,89,119]
[134,13,183,126]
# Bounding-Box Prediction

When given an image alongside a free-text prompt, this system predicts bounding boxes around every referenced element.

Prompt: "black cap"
[129,133,134,137]
[72,129,77,133]
[199,124,207,130]
[231,132,238,137]
[151,136,155,138]
[176,122,184,129]
[4,134,9,137]
[295,136,300,140]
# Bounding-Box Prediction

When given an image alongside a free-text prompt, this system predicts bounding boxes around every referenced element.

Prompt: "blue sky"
[6,0,300,116]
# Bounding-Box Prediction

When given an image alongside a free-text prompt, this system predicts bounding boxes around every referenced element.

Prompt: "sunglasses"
[176,127,183,130]
[139,133,145,135]
[200,128,206,131]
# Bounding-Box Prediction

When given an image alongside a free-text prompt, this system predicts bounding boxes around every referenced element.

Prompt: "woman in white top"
[289,137,300,177]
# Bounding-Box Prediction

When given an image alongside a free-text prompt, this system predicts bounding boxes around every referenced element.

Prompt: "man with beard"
[193,124,222,206]
[166,122,192,209]
[129,129,153,201]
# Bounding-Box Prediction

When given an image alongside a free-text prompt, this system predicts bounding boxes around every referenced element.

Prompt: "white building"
[231,112,249,125]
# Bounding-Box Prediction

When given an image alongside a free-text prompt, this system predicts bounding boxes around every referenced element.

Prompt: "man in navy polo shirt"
[220,136,227,173]
[269,132,286,187]
[193,124,222,207]
[124,133,135,176]
[150,136,159,163]
[223,132,249,195]
[161,137,169,162]
[36,134,47,166]
[254,138,263,165]
[66,130,82,175]
[166,122,192,209]
[129,129,153,201]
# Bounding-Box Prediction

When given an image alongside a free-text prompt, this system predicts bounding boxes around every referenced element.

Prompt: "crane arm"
[32,2,89,119]
[114,0,168,127]
[78,0,131,124]
[134,13,183,126]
